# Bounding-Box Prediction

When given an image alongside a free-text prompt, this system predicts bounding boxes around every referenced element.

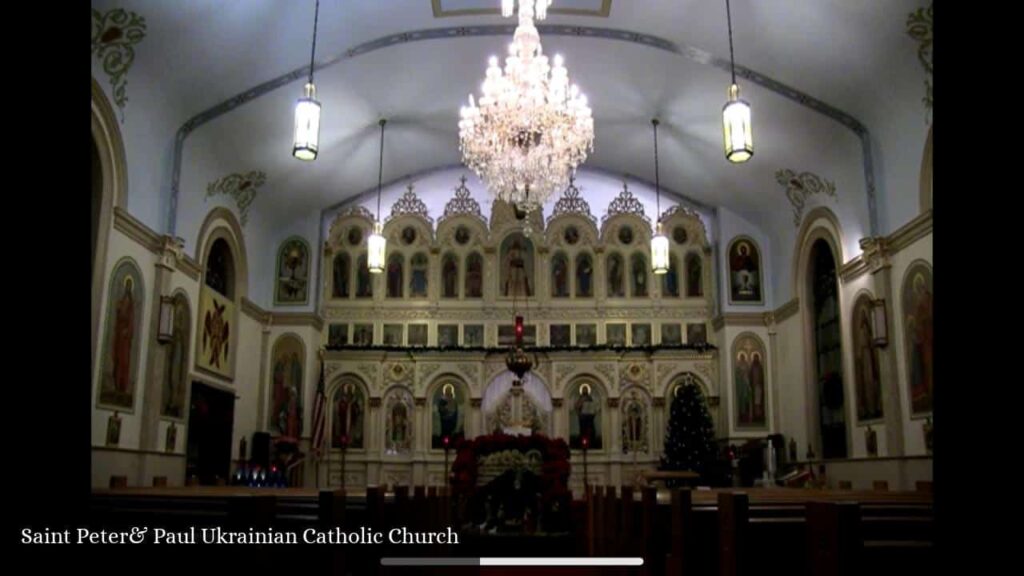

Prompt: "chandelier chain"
[309,0,320,85]
[652,118,661,220]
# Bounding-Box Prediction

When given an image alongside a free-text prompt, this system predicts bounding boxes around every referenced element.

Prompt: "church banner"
[196,286,234,380]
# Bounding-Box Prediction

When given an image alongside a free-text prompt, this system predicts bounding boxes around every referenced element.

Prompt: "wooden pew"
[806,501,861,576]
[665,488,694,576]
[718,492,749,576]
[873,481,889,491]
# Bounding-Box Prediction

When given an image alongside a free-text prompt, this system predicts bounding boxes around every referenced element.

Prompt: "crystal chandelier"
[459,0,594,217]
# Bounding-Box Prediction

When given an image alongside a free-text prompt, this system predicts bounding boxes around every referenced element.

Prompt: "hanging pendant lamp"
[651,119,669,275]
[293,0,322,161]
[722,0,753,163]
[367,119,388,274]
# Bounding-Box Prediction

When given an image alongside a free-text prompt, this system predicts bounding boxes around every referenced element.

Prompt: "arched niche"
[97,257,146,413]
[565,375,609,452]
[619,386,651,454]
[196,206,249,300]
[425,375,470,450]
[267,333,306,438]
[160,290,192,420]
[482,371,552,436]
[195,207,248,381]
[328,374,369,450]
[382,385,415,455]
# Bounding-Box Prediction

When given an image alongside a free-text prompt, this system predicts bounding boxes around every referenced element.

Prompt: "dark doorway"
[91,136,102,283]
[186,381,235,485]
[810,239,847,459]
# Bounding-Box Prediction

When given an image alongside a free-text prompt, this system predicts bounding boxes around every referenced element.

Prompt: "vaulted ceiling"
[92,0,931,239]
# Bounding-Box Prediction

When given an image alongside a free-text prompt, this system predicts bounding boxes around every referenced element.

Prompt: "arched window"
[441,253,459,299]
[606,253,625,297]
[205,238,234,299]
[465,252,484,298]
[331,253,350,299]
[810,239,846,458]
[386,254,404,298]
[575,253,593,298]
[662,254,680,297]
[409,253,429,298]
[551,252,570,298]
[356,253,372,298]
[631,252,648,297]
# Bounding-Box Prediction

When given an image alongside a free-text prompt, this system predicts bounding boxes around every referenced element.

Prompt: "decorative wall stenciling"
[389,183,433,223]
[275,237,310,305]
[775,169,838,227]
[206,171,266,226]
[906,3,934,115]
[603,182,649,225]
[98,259,144,411]
[441,176,484,223]
[91,8,147,118]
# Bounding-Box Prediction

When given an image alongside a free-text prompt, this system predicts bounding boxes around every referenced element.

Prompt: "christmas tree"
[660,383,716,482]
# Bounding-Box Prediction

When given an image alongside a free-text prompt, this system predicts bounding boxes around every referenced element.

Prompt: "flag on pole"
[310,352,327,460]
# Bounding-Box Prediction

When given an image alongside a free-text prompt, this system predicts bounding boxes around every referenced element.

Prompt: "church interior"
[87,0,935,571]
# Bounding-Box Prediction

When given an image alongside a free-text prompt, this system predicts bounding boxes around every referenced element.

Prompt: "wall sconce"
[157,296,175,343]
[871,298,888,348]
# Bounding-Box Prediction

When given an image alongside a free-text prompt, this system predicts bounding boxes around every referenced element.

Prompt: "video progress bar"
[381,558,644,567]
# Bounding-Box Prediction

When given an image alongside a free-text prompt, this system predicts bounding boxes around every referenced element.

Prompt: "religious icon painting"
[385,388,414,454]
[563,225,580,245]
[333,381,365,449]
[500,232,535,298]
[353,324,374,346]
[631,323,652,347]
[328,323,349,348]
[576,324,597,347]
[99,259,144,411]
[438,324,459,348]
[673,226,688,244]
[661,323,682,346]
[902,262,933,416]
[408,324,428,347]
[196,285,235,380]
[160,294,190,420]
[606,323,627,346]
[401,226,417,245]
[728,237,763,304]
[269,335,304,438]
[331,253,351,298]
[569,381,602,450]
[106,412,122,446]
[383,324,404,346]
[853,295,884,423]
[432,382,466,449]
[454,225,471,246]
[275,237,310,305]
[464,324,485,347]
[550,324,572,347]
[686,323,708,346]
[733,334,768,429]
[409,253,429,298]
[621,391,648,454]
[165,422,177,453]
[347,226,363,247]
[618,225,634,245]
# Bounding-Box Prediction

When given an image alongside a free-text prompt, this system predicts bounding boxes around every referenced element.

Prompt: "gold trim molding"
[843,210,932,283]
[241,298,271,324]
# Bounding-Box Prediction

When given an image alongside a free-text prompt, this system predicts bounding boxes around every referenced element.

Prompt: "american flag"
[310,354,327,460]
